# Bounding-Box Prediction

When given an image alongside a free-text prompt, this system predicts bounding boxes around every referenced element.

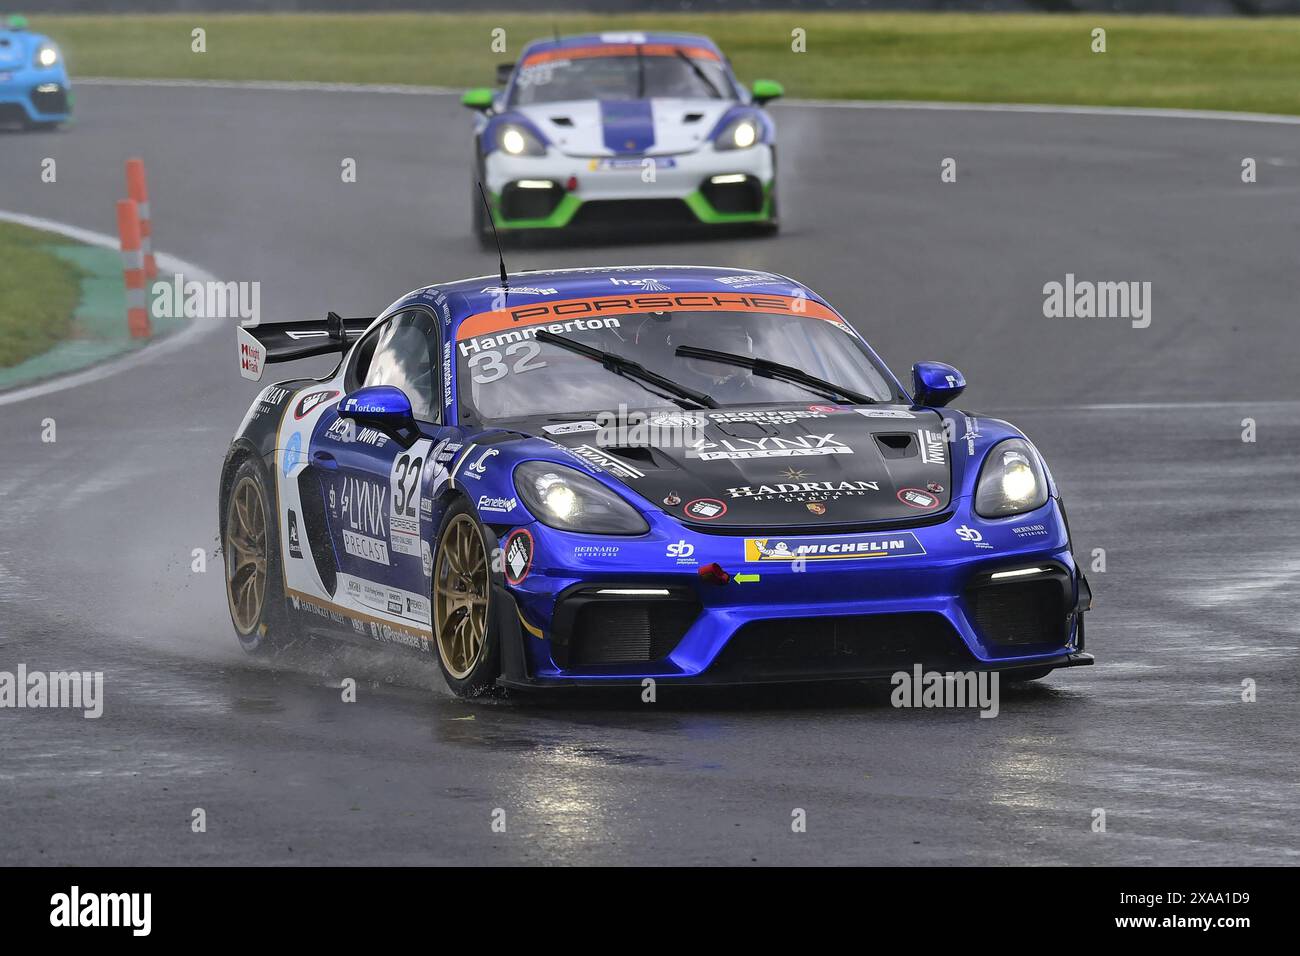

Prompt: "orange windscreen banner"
[521,44,720,66]
[455,293,845,342]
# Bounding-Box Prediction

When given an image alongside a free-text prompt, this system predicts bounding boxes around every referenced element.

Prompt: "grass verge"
[30,12,1300,116]
[0,222,83,369]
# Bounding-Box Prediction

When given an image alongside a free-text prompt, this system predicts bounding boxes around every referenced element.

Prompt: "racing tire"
[432,500,501,697]
[222,458,290,655]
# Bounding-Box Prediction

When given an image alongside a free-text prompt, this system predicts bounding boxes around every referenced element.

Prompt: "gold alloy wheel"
[225,475,269,634]
[434,514,490,680]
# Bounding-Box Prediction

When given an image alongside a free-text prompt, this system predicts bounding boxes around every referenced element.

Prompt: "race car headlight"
[515,462,649,535]
[35,44,59,68]
[715,116,759,151]
[974,439,1049,519]
[497,123,545,157]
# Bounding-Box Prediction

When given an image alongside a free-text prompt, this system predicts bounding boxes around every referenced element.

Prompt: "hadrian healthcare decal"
[744,531,926,563]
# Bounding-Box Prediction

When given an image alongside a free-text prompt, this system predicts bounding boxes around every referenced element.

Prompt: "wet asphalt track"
[1,84,1298,865]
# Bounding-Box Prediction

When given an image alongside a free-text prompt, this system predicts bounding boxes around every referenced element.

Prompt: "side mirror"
[461,87,495,111]
[495,62,515,86]
[751,79,784,104]
[339,385,419,446]
[911,361,966,408]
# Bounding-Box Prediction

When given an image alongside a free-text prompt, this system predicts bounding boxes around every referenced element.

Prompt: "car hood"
[532,405,954,530]
[0,31,37,69]
[514,98,732,157]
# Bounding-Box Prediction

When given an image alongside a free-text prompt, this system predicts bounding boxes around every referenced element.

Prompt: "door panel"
[303,308,451,643]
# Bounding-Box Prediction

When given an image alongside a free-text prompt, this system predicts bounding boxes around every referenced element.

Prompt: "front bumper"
[495,496,1094,688]
[0,69,73,124]
[482,142,775,230]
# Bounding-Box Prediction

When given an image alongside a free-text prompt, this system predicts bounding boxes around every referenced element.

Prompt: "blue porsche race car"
[222,266,1093,696]
[461,32,783,243]
[0,15,72,129]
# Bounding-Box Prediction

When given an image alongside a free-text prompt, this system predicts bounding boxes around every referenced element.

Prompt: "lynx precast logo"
[1043,273,1151,329]
[152,272,261,323]
[50,886,151,936]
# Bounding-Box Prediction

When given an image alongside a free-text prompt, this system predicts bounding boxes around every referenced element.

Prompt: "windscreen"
[456,308,899,423]
[511,47,735,105]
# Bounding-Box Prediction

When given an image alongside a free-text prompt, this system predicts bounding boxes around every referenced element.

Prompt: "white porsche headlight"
[497,123,545,157]
[36,44,59,68]
[975,439,1049,518]
[514,462,648,535]
[715,116,760,151]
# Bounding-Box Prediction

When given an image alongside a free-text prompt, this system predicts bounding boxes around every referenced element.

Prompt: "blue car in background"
[222,266,1093,697]
[0,14,72,129]
[461,32,784,243]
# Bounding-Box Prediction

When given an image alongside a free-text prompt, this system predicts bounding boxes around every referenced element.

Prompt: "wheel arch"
[218,439,267,541]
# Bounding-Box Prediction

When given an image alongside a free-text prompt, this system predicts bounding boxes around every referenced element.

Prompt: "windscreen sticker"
[515,61,563,88]
[521,44,720,67]
[459,316,622,358]
[467,340,550,384]
[456,293,842,343]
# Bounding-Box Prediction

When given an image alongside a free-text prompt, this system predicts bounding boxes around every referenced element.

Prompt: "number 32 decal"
[390,448,425,537]
[468,341,547,384]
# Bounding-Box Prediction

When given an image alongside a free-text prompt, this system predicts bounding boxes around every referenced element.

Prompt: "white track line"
[77,76,1300,126]
[781,98,1300,127]
[999,399,1300,414]
[76,76,455,96]
[0,210,221,408]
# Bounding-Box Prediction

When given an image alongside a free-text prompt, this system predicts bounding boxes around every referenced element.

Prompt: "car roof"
[520,32,724,60]
[391,266,833,329]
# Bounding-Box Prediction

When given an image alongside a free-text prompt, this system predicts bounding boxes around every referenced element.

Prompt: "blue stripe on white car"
[600,100,656,154]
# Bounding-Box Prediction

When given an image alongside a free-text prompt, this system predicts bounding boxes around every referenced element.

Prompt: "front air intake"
[550,586,700,668]
[964,570,1072,648]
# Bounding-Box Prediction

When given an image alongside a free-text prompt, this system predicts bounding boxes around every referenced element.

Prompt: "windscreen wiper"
[673,345,877,405]
[535,330,718,409]
[675,48,721,98]
[636,44,646,98]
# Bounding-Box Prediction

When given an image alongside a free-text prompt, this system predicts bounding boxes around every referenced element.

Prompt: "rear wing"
[236,312,373,382]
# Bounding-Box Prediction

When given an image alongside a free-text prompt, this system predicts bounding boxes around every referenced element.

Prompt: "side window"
[359,310,441,422]
[348,326,381,391]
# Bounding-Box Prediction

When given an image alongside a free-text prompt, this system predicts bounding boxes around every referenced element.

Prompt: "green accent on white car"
[489,181,774,230]
[490,192,584,230]
[684,181,775,224]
